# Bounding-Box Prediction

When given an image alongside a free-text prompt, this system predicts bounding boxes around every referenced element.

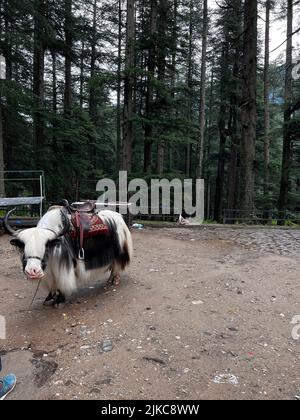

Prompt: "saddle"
[61,199,96,213]
[61,200,109,260]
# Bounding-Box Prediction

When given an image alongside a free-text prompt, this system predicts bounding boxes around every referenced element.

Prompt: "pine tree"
[240,0,257,212]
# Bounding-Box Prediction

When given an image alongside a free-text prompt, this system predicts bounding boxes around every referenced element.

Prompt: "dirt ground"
[0,227,300,400]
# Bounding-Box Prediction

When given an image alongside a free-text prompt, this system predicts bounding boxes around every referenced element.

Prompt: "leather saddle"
[60,200,109,260]
[61,199,96,213]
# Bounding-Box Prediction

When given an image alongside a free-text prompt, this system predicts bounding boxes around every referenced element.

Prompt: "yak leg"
[43,275,57,306]
[43,292,56,306]
[107,264,121,286]
[53,291,66,309]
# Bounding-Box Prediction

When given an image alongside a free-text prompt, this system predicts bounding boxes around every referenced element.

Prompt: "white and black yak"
[4,205,133,307]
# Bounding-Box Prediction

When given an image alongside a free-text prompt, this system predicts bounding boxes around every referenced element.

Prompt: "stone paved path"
[162,227,300,256]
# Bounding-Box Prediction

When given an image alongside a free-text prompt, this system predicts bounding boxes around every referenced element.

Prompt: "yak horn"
[3,208,17,236]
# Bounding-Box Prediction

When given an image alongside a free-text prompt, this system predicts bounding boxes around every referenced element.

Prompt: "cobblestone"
[165,227,300,256]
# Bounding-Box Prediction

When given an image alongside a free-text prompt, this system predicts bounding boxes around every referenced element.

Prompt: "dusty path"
[0,227,300,400]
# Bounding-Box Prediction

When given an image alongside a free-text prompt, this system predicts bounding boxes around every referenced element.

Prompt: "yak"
[4,205,133,307]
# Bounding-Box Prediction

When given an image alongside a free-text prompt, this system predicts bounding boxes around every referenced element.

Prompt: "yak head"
[4,208,69,280]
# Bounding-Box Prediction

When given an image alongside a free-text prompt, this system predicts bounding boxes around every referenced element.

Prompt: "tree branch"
[270,27,300,53]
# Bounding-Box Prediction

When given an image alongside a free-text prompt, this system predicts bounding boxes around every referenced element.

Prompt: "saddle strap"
[76,212,85,260]
[69,211,109,260]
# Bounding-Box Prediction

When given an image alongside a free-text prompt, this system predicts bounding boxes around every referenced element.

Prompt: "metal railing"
[223,209,300,225]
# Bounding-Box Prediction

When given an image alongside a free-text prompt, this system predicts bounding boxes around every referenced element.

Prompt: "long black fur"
[66,218,130,271]
[48,235,77,271]
[80,218,129,271]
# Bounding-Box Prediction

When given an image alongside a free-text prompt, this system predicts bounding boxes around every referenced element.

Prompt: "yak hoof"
[107,274,120,286]
[43,293,56,306]
[52,291,66,309]
[54,302,66,309]
[113,275,120,286]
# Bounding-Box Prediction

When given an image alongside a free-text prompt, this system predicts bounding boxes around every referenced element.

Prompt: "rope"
[29,279,42,310]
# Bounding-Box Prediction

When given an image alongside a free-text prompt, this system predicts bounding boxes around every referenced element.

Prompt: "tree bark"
[117,0,122,170]
[240,0,257,212]
[205,63,215,219]
[89,0,97,125]
[227,1,242,216]
[156,0,168,175]
[2,0,14,171]
[279,0,293,215]
[263,0,271,198]
[122,0,135,173]
[214,45,228,222]
[64,0,72,115]
[143,0,157,173]
[0,97,5,197]
[196,0,208,179]
[79,41,85,109]
[0,0,5,196]
[186,0,193,177]
[4,0,12,81]
[89,0,98,171]
[51,51,58,155]
[33,0,45,171]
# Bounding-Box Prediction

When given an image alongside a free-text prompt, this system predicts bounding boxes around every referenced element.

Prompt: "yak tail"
[99,210,134,269]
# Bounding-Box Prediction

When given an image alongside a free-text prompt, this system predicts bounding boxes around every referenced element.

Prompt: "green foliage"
[0,0,299,221]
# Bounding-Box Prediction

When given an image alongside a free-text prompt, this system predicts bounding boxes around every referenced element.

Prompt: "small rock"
[101,339,113,353]
[228,327,239,332]
[192,300,204,305]
[80,345,91,355]
[212,373,239,386]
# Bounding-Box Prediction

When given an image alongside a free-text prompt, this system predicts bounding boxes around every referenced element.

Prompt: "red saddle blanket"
[69,211,109,240]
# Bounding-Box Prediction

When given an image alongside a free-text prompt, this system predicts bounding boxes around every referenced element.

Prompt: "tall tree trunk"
[79,41,85,109]
[156,0,168,175]
[64,0,72,115]
[263,0,271,198]
[89,0,97,171]
[144,0,157,173]
[227,0,243,219]
[279,0,293,216]
[51,50,60,194]
[89,0,97,124]
[205,63,215,219]
[168,0,178,174]
[196,0,208,179]
[227,90,240,216]
[0,98,5,197]
[4,0,12,81]
[240,0,257,212]
[116,0,122,170]
[214,45,228,222]
[63,0,73,197]
[228,11,242,217]
[186,0,193,177]
[33,0,45,171]
[122,0,135,172]
[3,0,14,172]
[0,0,5,196]
[51,51,58,155]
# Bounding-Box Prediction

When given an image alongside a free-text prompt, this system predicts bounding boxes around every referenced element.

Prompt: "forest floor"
[1,226,300,400]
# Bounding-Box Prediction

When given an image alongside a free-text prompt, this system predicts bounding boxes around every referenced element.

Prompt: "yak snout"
[24,259,45,280]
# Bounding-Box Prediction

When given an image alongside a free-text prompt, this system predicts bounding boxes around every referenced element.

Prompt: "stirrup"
[78,248,85,260]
